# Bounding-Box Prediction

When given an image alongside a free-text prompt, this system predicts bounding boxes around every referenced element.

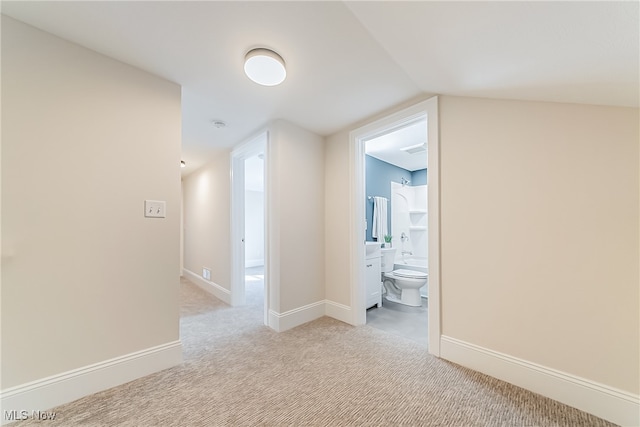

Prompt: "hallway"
[13,277,614,426]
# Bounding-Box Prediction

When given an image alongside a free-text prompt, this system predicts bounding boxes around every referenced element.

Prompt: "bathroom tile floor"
[366,297,429,347]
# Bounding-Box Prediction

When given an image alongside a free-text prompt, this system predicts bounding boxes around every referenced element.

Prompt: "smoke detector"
[211,120,227,129]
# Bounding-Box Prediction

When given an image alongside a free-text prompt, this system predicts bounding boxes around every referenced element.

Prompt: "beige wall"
[181,120,324,316]
[324,129,353,306]
[269,120,325,312]
[439,96,639,394]
[1,17,181,388]
[181,151,231,289]
[324,95,639,395]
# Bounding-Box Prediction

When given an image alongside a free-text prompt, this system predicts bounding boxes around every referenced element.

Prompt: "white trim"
[183,268,231,305]
[349,129,367,326]
[268,301,325,332]
[425,96,441,356]
[267,300,355,331]
[265,126,279,329]
[1,341,182,425]
[324,300,352,324]
[440,335,639,427]
[262,132,271,326]
[349,96,441,355]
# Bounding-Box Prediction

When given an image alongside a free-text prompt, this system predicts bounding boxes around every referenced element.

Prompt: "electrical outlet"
[202,268,211,281]
[144,200,166,218]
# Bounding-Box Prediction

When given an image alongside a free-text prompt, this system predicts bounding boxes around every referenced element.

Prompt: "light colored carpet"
[15,277,615,426]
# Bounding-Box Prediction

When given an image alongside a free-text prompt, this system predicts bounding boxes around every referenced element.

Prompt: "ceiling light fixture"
[181,160,186,168]
[244,48,286,86]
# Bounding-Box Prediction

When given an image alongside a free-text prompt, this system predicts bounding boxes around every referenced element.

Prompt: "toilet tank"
[380,248,397,273]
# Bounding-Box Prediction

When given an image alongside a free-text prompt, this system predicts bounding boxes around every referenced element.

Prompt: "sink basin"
[365,241,382,256]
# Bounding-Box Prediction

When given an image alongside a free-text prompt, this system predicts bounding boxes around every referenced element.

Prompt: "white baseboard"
[268,300,353,332]
[440,335,639,427]
[183,268,231,304]
[268,301,325,332]
[324,300,352,325]
[1,341,182,425]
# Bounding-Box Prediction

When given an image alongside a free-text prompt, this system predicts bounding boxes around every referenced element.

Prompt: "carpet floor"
[14,277,616,426]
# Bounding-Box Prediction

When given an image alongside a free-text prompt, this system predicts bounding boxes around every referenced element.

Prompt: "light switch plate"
[144,200,166,218]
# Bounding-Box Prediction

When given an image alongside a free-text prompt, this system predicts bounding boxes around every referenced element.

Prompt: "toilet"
[381,248,428,307]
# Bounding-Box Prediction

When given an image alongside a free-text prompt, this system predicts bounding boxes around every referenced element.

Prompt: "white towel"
[372,196,388,240]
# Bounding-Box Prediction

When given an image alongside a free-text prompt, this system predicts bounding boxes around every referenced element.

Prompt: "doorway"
[349,97,441,356]
[243,152,265,308]
[231,131,268,325]
[364,119,429,346]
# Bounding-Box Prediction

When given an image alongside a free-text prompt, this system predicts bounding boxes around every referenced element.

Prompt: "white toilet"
[381,248,428,307]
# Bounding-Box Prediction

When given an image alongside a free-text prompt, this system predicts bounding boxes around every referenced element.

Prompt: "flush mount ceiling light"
[244,48,286,86]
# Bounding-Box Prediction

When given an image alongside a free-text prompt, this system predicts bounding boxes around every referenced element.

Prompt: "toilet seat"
[393,269,427,279]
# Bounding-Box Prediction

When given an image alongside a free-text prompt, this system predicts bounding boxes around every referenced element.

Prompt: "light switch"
[144,200,166,218]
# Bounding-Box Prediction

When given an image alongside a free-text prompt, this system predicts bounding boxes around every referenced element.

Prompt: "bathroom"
[364,118,428,345]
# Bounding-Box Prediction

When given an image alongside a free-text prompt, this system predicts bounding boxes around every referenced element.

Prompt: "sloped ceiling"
[2,1,638,174]
[347,1,639,107]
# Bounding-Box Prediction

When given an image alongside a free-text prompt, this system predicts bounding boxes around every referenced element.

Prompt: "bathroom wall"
[182,150,232,291]
[2,16,181,390]
[364,155,412,241]
[364,155,426,242]
[411,169,427,186]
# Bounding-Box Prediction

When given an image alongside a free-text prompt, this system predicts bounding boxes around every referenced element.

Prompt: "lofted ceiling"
[2,1,638,176]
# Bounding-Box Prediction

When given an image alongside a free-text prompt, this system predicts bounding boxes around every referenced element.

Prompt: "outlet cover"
[144,200,166,218]
[202,268,211,281]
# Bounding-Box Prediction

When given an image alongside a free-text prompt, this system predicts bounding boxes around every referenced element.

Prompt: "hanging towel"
[372,196,388,241]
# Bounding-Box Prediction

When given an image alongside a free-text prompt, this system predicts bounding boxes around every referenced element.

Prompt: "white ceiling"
[365,119,427,172]
[2,1,638,176]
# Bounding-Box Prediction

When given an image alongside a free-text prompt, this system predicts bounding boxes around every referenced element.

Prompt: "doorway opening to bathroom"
[364,119,429,346]
[231,131,268,325]
[349,96,441,355]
